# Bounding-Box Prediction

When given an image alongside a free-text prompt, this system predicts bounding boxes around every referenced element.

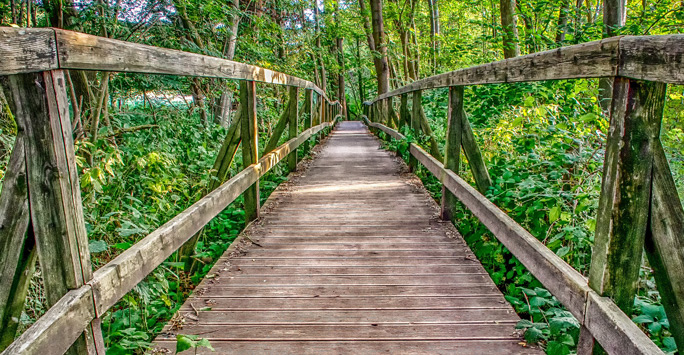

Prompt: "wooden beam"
[399,94,409,128]
[263,100,293,155]
[461,117,492,193]
[646,141,684,354]
[240,81,259,223]
[0,135,34,350]
[369,37,621,103]
[9,70,104,354]
[440,87,463,221]
[618,35,684,84]
[303,90,313,152]
[0,28,58,75]
[409,91,422,172]
[52,29,329,99]
[287,86,299,171]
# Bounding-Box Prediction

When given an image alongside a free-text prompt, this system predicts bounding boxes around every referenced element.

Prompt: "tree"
[499,0,520,58]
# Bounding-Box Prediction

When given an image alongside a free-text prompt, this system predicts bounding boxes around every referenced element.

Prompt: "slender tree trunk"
[356,37,365,106]
[427,0,440,74]
[556,0,571,43]
[313,2,327,92]
[369,0,390,94]
[499,0,520,58]
[223,0,240,60]
[10,0,17,24]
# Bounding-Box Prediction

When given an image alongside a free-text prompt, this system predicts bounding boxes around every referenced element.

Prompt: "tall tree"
[499,0,520,58]
[367,0,390,94]
[598,0,626,113]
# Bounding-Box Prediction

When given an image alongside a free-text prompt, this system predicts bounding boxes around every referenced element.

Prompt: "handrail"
[0,121,336,355]
[365,34,684,103]
[363,118,664,355]
[0,27,341,104]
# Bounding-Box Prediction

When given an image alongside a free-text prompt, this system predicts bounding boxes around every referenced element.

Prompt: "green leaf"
[546,341,570,355]
[524,326,544,344]
[549,206,561,222]
[196,338,215,351]
[663,337,677,352]
[632,314,654,324]
[88,240,108,254]
[175,334,196,353]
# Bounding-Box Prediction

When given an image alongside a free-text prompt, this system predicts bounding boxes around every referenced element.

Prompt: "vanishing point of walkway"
[153,121,538,354]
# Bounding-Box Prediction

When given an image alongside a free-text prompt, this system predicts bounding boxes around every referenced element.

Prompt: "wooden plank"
[370,37,620,103]
[10,71,103,354]
[583,292,664,355]
[207,274,489,286]
[646,141,684,353]
[618,35,684,84]
[52,29,329,98]
[178,296,507,310]
[241,81,260,223]
[461,116,493,193]
[287,86,299,171]
[0,135,33,350]
[221,265,485,274]
[153,340,538,354]
[441,86,463,221]
[0,28,58,75]
[0,287,96,355]
[156,323,520,340]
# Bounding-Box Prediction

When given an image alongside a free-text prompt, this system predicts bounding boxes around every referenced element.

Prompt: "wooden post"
[462,118,492,194]
[579,78,667,354]
[408,91,423,172]
[0,135,34,350]
[9,71,104,354]
[400,94,409,128]
[441,86,463,221]
[240,80,259,223]
[287,86,299,171]
[647,141,684,354]
[303,90,313,152]
[320,98,326,124]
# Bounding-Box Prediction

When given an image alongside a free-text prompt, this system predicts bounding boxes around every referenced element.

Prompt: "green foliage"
[175,334,215,354]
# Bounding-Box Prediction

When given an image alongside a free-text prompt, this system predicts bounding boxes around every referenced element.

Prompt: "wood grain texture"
[618,35,684,84]
[0,28,58,75]
[153,121,538,354]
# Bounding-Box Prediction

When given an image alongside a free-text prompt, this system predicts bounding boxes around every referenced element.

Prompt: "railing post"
[579,78,669,354]
[287,86,299,171]
[303,90,314,151]
[409,91,422,172]
[240,80,259,223]
[440,86,463,221]
[400,94,409,128]
[8,71,104,354]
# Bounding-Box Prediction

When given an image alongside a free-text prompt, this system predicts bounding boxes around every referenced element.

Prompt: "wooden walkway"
[153,121,539,354]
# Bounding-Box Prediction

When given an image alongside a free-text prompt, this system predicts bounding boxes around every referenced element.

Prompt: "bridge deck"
[153,121,539,354]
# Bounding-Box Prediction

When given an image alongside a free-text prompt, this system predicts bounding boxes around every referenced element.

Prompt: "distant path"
[153,121,539,354]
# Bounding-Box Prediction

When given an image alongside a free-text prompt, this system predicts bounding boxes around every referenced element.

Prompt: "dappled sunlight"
[293,181,404,194]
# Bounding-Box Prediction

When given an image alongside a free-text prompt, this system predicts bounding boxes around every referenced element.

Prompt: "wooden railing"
[0,27,341,354]
[363,34,684,355]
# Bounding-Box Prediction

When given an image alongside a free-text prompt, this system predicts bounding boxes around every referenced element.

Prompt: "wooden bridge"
[0,27,683,355]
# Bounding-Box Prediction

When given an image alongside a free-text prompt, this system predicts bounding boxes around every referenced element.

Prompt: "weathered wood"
[241,81,260,223]
[153,121,535,354]
[52,29,329,99]
[409,91,422,171]
[583,292,664,355]
[302,90,314,152]
[9,70,104,354]
[587,79,665,311]
[645,141,684,354]
[399,94,409,128]
[263,99,293,154]
[618,34,684,84]
[287,86,300,171]
[0,28,58,75]
[440,86,463,221]
[461,116,493,193]
[0,287,96,355]
[370,37,621,103]
[0,135,33,350]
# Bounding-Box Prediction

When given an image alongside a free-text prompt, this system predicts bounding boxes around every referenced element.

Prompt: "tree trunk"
[499,0,520,58]
[313,3,327,92]
[556,0,571,43]
[369,0,390,94]
[427,0,440,74]
[222,0,240,60]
